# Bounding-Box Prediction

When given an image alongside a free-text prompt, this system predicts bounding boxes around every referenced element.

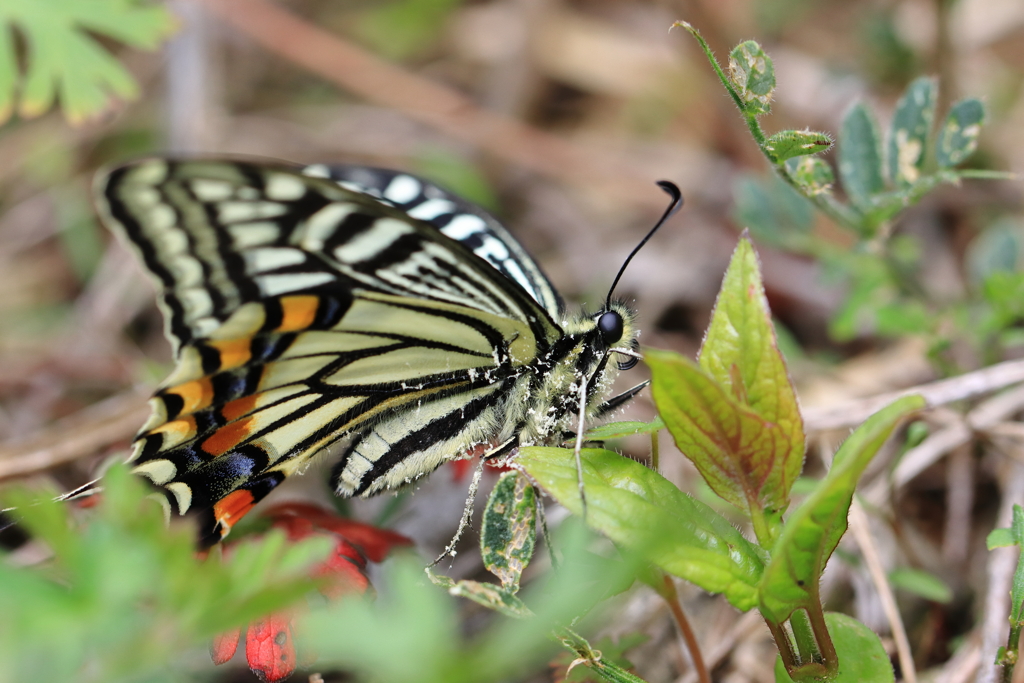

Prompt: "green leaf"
[584,418,664,441]
[728,41,775,115]
[758,395,925,623]
[987,528,1016,549]
[887,77,937,187]
[481,471,536,592]
[774,612,894,683]
[936,98,986,168]
[786,156,835,196]
[427,570,533,619]
[888,568,952,603]
[557,629,651,683]
[647,350,782,514]
[687,236,804,515]
[0,0,177,125]
[764,130,833,163]
[517,446,766,611]
[839,103,886,210]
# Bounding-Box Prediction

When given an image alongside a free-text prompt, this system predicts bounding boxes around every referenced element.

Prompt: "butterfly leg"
[430,456,486,567]
[573,373,589,521]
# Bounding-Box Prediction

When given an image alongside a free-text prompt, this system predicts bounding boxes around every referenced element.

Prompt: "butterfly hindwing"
[98,159,569,544]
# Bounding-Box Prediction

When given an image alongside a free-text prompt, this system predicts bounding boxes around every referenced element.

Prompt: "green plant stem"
[677,21,866,237]
[660,574,711,683]
[1000,619,1021,683]
[650,431,660,473]
[805,587,839,675]
[766,619,798,671]
[789,609,820,664]
[674,22,747,119]
[748,504,774,549]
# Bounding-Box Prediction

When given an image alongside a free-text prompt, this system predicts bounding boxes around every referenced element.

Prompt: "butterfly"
[90,158,679,547]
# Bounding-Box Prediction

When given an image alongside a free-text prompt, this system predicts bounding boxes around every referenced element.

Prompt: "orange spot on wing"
[150,415,197,439]
[277,295,319,332]
[213,489,257,534]
[166,376,214,415]
[221,394,261,422]
[208,338,252,371]
[202,417,255,456]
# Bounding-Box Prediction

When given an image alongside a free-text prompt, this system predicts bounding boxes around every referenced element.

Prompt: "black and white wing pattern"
[95,158,639,547]
[301,163,563,318]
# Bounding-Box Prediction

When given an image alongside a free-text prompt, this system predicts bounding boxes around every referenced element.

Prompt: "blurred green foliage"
[0,465,330,683]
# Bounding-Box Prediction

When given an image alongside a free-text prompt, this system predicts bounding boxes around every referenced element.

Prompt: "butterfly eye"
[598,310,624,346]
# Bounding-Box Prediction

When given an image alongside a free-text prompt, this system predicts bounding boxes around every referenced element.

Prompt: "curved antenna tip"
[604,179,684,308]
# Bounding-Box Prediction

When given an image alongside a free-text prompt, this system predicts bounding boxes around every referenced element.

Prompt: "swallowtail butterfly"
[91,159,677,547]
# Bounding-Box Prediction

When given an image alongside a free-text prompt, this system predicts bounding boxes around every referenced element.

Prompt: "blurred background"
[0,0,1023,681]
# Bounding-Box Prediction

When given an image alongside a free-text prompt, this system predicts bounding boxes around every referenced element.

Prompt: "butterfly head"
[595,302,640,370]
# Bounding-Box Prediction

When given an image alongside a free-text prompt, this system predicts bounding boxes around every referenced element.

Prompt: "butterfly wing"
[97,159,563,544]
[302,164,563,318]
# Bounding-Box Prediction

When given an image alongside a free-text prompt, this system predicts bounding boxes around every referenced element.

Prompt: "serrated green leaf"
[0,0,177,126]
[764,129,832,163]
[728,41,774,115]
[887,77,936,187]
[690,237,804,514]
[936,98,985,168]
[517,446,766,611]
[774,612,894,683]
[481,471,536,592]
[758,395,924,623]
[647,350,782,513]
[839,103,886,210]
[584,418,664,441]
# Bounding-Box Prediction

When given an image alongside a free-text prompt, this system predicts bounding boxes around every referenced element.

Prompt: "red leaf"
[210,626,241,665]
[313,538,372,599]
[246,613,296,683]
[263,503,412,562]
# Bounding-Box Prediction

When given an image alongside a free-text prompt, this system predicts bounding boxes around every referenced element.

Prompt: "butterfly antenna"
[605,181,683,310]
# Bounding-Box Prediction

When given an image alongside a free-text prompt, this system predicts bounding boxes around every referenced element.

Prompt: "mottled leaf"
[887,77,936,187]
[728,41,774,115]
[786,156,835,196]
[936,98,985,168]
[481,471,536,592]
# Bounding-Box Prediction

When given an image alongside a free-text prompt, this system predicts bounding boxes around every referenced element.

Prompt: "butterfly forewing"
[98,159,569,544]
[303,164,562,319]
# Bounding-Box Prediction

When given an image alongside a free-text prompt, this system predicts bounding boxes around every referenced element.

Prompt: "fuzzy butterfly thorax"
[94,158,646,547]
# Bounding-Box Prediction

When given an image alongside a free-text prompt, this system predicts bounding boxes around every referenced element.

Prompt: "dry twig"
[804,358,1024,433]
[0,391,149,482]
